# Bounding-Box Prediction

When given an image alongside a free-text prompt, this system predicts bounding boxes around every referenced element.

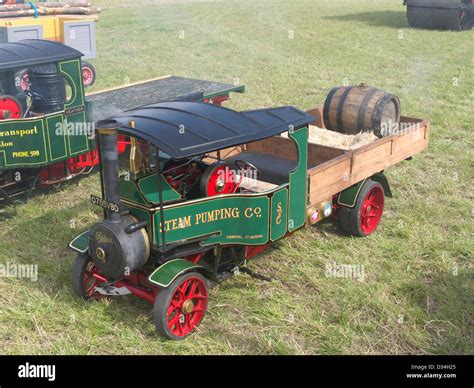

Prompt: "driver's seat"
[226,152,297,185]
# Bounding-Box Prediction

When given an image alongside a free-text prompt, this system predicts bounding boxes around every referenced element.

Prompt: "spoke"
[188,280,199,298]
[176,321,183,336]
[188,293,206,300]
[185,314,193,331]
[168,313,180,327]
[93,273,107,282]
[170,297,181,308]
[86,283,97,295]
[167,303,179,315]
[366,193,374,206]
[178,282,189,298]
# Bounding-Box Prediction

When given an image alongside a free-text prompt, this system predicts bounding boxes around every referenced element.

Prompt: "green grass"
[0,0,473,355]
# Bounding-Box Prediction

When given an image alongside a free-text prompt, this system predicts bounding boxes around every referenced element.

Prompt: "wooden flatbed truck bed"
[228,106,430,209]
[306,106,430,205]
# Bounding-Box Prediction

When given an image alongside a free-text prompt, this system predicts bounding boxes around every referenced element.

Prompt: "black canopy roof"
[110,101,314,159]
[0,40,83,71]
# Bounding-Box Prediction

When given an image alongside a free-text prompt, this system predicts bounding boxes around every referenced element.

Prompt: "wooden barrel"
[323,84,401,137]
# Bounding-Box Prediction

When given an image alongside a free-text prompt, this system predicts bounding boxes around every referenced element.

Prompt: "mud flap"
[338,174,392,208]
[68,230,89,254]
[337,180,367,208]
[371,173,392,198]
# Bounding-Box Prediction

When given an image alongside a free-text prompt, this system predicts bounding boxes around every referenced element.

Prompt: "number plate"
[90,195,120,213]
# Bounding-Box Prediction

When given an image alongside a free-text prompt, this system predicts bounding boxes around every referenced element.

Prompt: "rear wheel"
[81,61,97,87]
[153,272,208,340]
[72,254,106,300]
[338,180,385,237]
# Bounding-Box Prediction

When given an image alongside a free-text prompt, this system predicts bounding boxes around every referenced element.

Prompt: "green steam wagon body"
[0,41,92,170]
[68,97,430,339]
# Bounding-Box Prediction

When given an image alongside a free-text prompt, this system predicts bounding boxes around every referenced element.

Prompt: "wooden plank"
[351,140,393,183]
[246,136,298,161]
[308,142,346,167]
[205,145,245,163]
[309,157,352,204]
[306,106,325,128]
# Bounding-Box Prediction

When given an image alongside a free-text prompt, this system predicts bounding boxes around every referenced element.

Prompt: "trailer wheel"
[153,272,208,340]
[338,180,385,237]
[72,254,106,301]
[81,61,97,87]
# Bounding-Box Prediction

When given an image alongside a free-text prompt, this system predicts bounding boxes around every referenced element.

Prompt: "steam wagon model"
[68,96,430,339]
[404,0,474,30]
[0,39,244,204]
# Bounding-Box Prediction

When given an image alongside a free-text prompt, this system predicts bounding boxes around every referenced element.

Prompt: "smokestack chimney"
[96,119,122,223]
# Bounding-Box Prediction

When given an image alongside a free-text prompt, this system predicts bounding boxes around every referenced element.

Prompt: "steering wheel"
[233,159,259,193]
[234,159,259,177]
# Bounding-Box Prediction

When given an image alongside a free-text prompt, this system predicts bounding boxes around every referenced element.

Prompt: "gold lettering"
[195,213,202,224]
[276,203,282,225]
[244,208,253,218]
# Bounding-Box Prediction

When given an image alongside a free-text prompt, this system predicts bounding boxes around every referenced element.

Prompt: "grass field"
[0,0,472,355]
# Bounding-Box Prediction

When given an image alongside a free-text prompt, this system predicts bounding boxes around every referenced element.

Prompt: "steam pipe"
[96,119,122,223]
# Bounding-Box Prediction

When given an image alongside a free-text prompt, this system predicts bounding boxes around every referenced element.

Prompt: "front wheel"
[338,180,385,237]
[72,254,106,300]
[153,272,208,340]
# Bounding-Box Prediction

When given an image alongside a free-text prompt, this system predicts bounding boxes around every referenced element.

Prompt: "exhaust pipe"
[96,119,122,223]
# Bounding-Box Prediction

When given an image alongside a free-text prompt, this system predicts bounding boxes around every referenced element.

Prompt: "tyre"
[337,206,352,235]
[337,180,385,237]
[81,61,97,87]
[153,272,208,340]
[72,254,106,300]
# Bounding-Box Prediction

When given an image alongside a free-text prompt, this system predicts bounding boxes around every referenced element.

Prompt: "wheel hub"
[215,178,225,192]
[182,299,195,314]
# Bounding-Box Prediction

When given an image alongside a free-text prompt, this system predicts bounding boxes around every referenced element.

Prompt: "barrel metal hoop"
[357,87,378,132]
[372,93,400,137]
[323,86,339,130]
[336,86,354,132]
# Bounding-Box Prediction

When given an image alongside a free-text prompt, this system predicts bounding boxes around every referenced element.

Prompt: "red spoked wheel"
[200,162,235,197]
[81,61,97,87]
[72,254,107,301]
[0,95,22,120]
[153,272,208,340]
[337,180,385,237]
[359,184,384,235]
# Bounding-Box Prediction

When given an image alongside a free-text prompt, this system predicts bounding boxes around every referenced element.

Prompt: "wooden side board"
[307,108,430,205]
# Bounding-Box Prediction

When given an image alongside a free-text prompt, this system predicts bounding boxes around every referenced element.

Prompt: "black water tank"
[29,64,67,114]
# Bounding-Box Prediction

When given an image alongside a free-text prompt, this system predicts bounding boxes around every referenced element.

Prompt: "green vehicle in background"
[0,39,244,204]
